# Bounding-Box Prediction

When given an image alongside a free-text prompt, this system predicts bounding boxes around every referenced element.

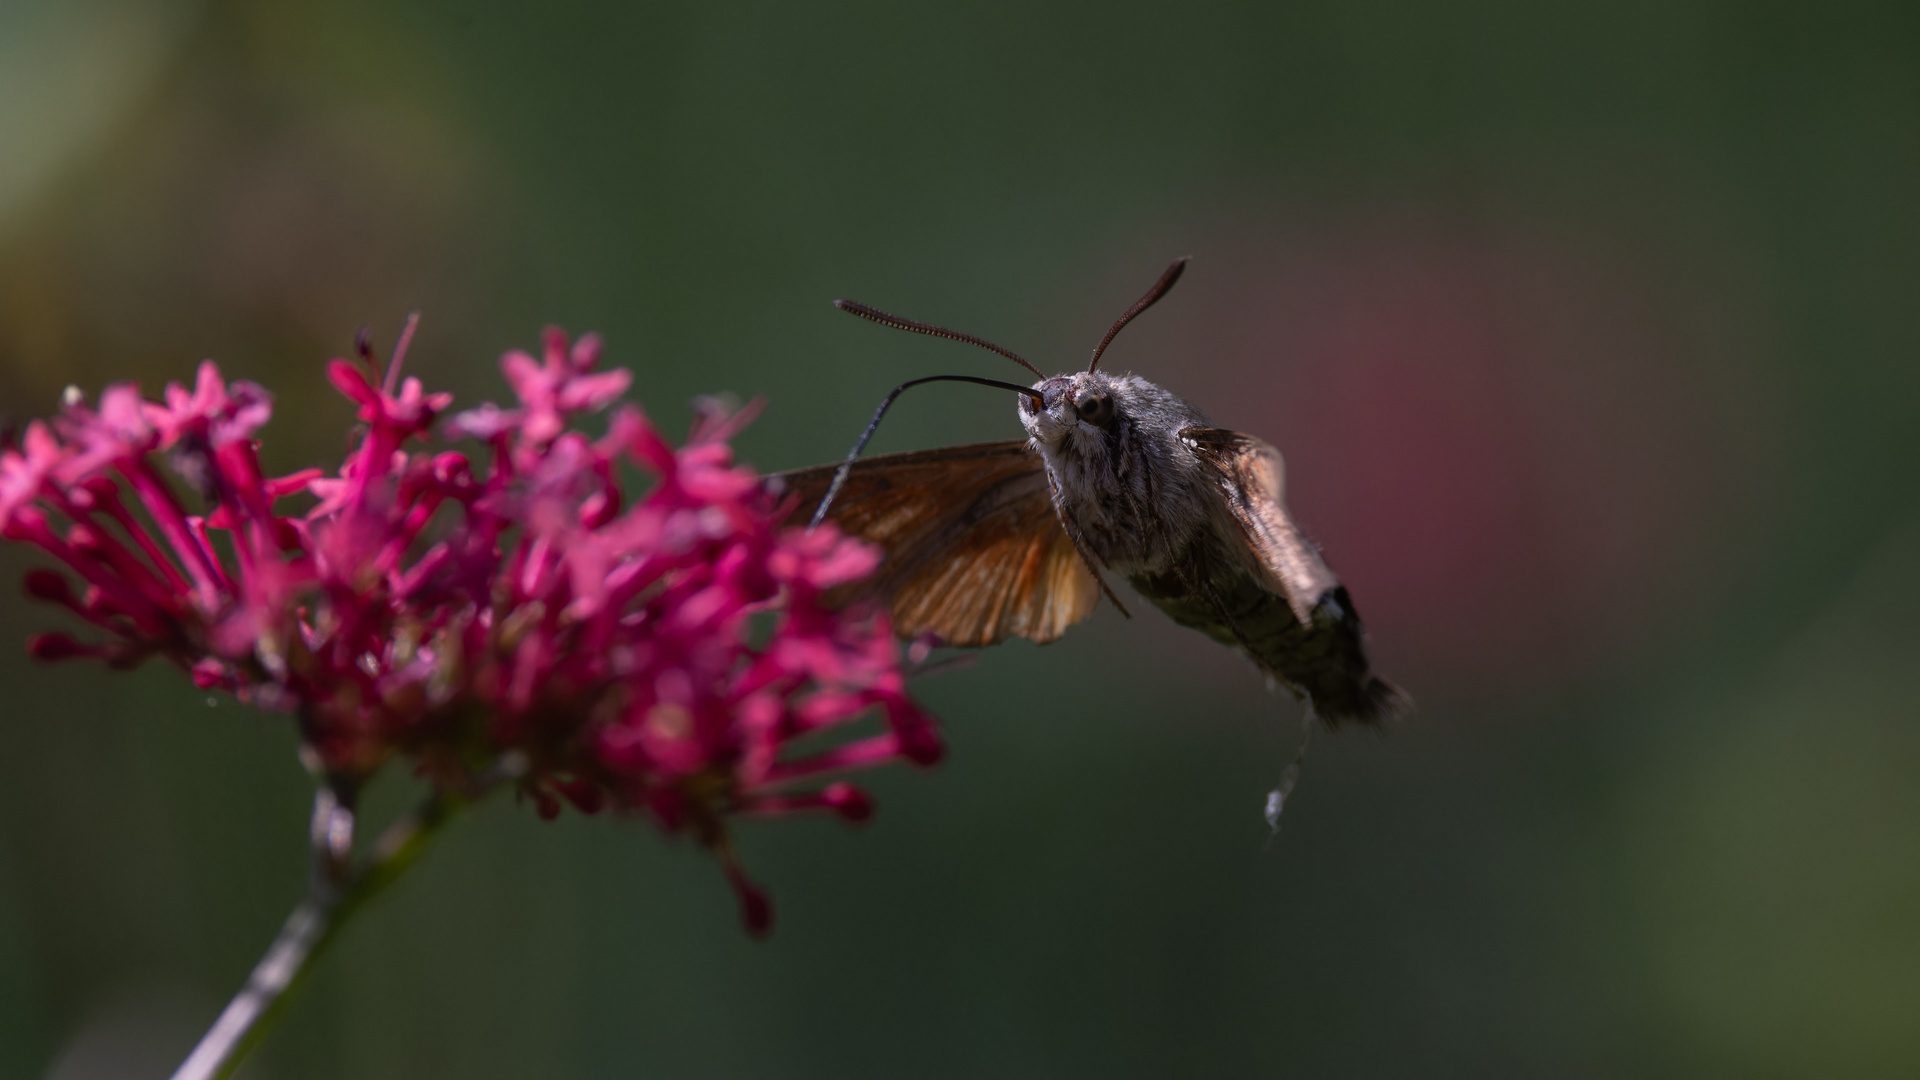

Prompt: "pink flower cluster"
[0,322,941,934]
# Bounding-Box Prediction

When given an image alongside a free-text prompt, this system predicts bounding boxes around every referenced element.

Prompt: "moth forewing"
[1182,427,1340,627]
[770,442,1099,648]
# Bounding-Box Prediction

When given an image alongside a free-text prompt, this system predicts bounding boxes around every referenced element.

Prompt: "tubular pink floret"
[29,632,97,661]
[741,782,876,822]
[119,458,225,608]
[65,521,178,621]
[74,476,193,595]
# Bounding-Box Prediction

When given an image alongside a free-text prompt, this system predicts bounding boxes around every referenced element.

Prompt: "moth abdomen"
[1127,565,1405,728]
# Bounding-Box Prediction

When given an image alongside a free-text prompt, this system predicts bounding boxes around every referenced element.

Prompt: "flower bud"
[28,633,88,661]
[823,783,874,822]
[22,569,73,605]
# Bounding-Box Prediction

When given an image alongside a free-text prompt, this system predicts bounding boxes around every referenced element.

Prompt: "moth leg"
[1264,704,1316,842]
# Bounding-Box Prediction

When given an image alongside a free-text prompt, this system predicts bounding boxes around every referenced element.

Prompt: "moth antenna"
[809,375,1046,529]
[1088,256,1190,372]
[834,299,1045,378]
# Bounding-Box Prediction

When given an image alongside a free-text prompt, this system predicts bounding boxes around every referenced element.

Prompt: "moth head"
[1020,369,1206,460]
[1019,371,1121,445]
[824,256,1194,511]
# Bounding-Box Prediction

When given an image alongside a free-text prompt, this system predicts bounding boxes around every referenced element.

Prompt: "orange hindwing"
[771,441,1098,646]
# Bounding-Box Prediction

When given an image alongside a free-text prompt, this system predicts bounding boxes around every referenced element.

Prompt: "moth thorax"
[1042,425,1178,572]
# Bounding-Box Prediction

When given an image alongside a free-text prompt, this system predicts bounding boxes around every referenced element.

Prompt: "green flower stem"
[170,781,465,1080]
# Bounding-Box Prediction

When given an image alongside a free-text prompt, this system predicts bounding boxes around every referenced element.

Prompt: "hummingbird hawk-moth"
[773,258,1408,728]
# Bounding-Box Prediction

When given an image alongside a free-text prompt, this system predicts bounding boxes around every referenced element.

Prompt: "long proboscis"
[1087,256,1190,372]
[808,375,1045,529]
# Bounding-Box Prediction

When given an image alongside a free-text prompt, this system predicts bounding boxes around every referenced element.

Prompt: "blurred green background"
[3,0,1919,1076]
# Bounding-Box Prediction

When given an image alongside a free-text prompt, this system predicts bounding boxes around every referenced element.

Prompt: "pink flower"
[142,361,274,449]
[3,322,940,936]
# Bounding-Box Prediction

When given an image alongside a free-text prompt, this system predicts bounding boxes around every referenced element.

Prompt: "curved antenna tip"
[1088,257,1192,373]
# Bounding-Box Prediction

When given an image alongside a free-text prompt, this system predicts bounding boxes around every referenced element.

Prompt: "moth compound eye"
[1076,394,1113,427]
